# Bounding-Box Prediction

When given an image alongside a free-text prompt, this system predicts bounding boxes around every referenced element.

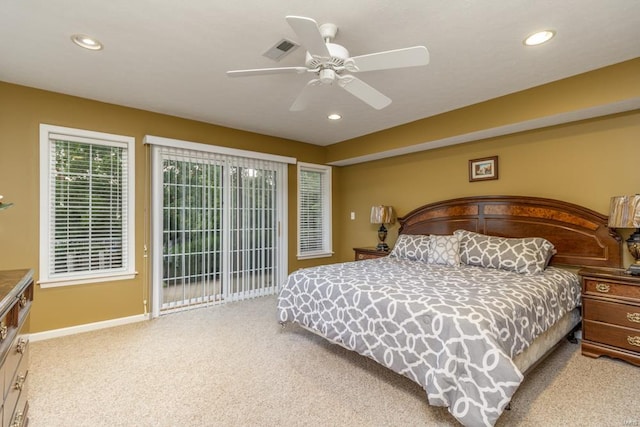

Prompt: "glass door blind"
[149,143,288,315]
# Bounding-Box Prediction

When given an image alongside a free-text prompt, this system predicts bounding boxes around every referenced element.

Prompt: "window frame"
[296,162,333,260]
[39,124,136,287]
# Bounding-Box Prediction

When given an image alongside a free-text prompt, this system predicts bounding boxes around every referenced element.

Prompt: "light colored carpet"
[28,296,640,426]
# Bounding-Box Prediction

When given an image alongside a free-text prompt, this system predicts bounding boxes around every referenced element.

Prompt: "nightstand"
[579,267,640,366]
[353,247,389,261]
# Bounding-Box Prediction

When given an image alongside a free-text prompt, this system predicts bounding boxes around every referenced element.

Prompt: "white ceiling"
[1,1,639,146]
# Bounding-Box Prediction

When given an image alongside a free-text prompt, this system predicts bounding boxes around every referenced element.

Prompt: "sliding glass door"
[149,142,288,316]
[160,155,224,309]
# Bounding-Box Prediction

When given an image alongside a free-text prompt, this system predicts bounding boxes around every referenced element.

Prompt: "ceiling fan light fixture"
[523,30,555,46]
[319,68,336,84]
[71,34,103,50]
[327,113,342,121]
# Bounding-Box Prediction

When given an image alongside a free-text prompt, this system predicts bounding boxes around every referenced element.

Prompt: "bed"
[277,195,622,426]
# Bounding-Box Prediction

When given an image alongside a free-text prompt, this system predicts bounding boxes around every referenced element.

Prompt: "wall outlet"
[350,211,355,220]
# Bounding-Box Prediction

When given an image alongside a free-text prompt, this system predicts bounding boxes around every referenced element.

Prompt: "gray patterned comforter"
[277,257,581,426]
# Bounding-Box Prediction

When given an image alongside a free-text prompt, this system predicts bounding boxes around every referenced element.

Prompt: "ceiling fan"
[226,16,430,111]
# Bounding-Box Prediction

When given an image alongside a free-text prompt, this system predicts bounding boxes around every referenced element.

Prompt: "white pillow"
[428,235,461,267]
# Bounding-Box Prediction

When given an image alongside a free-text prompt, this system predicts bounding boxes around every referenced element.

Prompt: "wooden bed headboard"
[397,195,622,269]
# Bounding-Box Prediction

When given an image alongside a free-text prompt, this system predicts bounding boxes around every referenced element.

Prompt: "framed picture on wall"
[469,156,498,182]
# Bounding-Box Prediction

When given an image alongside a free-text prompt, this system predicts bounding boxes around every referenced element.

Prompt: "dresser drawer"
[3,330,28,399]
[583,298,640,329]
[583,277,640,300]
[3,344,28,427]
[10,389,28,427]
[583,319,640,353]
[353,247,388,261]
[357,252,380,260]
[15,287,31,322]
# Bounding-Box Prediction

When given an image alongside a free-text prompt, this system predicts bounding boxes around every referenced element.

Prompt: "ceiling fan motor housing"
[305,43,349,69]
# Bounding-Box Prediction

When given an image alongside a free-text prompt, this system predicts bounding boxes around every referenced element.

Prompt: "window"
[297,162,332,259]
[39,124,135,287]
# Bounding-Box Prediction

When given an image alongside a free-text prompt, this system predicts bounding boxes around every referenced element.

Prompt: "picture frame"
[469,156,499,182]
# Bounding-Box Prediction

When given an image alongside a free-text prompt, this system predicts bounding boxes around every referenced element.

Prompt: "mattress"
[514,307,580,374]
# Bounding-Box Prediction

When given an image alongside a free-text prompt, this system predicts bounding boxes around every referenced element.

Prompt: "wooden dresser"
[0,269,33,427]
[580,267,640,366]
[353,247,389,261]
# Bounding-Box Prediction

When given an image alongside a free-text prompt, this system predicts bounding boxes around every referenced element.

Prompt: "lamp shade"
[608,195,640,228]
[370,205,395,224]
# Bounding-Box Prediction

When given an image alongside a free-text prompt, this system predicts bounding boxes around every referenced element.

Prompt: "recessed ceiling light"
[524,30,556,46]
[328,113,342,121]
[71,34,103,51]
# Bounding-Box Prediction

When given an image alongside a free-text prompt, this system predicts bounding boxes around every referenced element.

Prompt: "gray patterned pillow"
[389,234,431,262]
[454,229,556,275]
[427,234,461,267]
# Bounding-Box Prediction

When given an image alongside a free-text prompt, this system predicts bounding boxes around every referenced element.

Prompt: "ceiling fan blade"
[290,79,322,111]
[226,67,309,77]
[337,75,391,110]
[346,46,429,72]
[285,16,331,58]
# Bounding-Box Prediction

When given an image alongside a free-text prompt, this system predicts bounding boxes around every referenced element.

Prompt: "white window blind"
[297,162,332,259]
[39,124,135,287]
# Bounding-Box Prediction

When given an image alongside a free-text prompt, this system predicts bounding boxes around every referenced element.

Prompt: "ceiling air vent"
[263,38,299,61]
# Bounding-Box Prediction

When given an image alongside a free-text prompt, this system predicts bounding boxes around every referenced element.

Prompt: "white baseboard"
[29,313,150,342]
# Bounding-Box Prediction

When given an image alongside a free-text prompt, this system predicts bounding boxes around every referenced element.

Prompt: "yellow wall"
[0,82,333,333]
[330,58,640,262]
[335,111,639,263]
[1,57,638,334]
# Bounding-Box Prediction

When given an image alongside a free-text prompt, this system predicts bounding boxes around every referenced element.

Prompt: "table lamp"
[609,195,640,275]
[370,205,395,251]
